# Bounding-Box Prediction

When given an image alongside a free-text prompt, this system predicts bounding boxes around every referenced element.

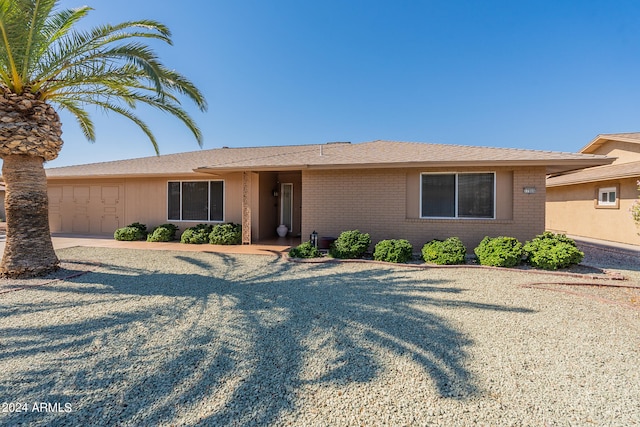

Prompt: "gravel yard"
[0,245,639,426]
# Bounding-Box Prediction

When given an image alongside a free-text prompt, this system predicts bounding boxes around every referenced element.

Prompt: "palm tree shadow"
[0,251,535,426]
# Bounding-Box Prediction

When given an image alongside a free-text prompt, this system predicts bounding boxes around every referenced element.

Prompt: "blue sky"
[44,0,640,167]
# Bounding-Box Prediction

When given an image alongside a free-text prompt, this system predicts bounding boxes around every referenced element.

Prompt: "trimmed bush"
[329,230,372,259]
[422,237,467,265]
[523,232,584,270]
[373,239,413,263]
[180,224,213,244]
[209,223,242,245]
[474,236,523,267]
[114,226,145,241]
[128,222,148,236]
[147,224,179,242]
[114,222,148,241]
[289,241,322,258]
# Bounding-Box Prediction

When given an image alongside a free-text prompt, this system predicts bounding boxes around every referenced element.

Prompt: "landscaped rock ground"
[0,246,638,426]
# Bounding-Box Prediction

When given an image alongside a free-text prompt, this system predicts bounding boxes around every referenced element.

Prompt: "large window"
[168,181,224,221]
[421,173,495,219]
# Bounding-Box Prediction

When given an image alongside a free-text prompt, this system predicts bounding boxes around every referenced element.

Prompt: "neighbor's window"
[597,186,617,207]
[421,173,495,219]
[168,181,224,221]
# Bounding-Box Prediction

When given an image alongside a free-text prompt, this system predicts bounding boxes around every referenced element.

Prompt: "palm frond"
[55,98,95,141]
[0,0,22,88]
[90,100,159,154]
[33,22,174,93]
[20,0,57,80]
[42,6,91,45]
[1,0,206,153]
[155,65,208,111]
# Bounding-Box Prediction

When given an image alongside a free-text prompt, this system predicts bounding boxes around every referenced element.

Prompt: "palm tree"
[0,0,207,277]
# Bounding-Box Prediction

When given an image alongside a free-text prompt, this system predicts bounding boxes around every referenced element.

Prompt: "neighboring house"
[546,133,640,246]
[45,140,610,250]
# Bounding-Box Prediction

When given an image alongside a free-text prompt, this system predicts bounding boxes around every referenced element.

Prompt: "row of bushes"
[180,223,242,245]
[473,233,584,269]
[289,230,584,270]
[113,222,241,245]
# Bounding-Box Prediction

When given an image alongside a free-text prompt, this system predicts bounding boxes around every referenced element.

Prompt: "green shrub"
[114,226,144,241]
[473,236,523,267]
[329,230,372,259]
[523,232,584,270]
[147,224,179,242]
[373,239,413,263]
[209,223,242,245]
[128,222,148,236]
[422,237,467,265]
[288,241,322,258]
[180,224,213,244]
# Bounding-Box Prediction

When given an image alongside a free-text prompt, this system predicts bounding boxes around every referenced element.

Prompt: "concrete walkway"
[570,235,640,258]
[0,233,299,257]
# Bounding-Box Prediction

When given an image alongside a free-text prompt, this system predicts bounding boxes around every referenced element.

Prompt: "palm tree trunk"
[0,154,58,277]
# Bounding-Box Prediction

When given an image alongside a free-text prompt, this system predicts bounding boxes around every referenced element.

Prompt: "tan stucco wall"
[301,167,546,251]
[546,177,640,245]
[589,140,640,164]
[48,173,244,236]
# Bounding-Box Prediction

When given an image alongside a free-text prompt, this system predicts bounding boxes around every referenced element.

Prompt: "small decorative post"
[310,230,318,248]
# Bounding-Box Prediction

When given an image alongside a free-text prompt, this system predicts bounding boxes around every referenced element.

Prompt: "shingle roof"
[546,160,640,187]
[46,140,613,178]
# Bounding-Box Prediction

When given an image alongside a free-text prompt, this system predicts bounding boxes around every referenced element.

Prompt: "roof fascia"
[46,171,216,180]
[547,171,640,187]
[194,158,614,174]
[580,134,640,153]
[579,135,607,153]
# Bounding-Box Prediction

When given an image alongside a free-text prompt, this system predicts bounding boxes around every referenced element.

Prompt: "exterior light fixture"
[272,189,279,197]
[523,187,537,194]
[310,230,318,247]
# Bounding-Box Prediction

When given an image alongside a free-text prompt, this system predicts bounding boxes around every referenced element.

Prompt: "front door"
[281,183,293,232]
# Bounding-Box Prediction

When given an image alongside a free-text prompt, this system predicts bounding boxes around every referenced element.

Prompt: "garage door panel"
[101,215,120,233]
[49,183,123,235]
[101,186,120,205]
[48,186,63,232]
[72,215,90,234]
[73,186,90,203]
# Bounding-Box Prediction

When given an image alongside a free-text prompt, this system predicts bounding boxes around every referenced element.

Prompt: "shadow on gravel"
[0,252,535,426]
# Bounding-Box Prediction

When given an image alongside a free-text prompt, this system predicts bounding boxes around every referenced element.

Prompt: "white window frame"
[597,186,617,207]
[167,180,225,222]
[420,172,496,219]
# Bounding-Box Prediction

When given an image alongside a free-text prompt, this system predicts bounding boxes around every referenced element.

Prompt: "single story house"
[546,133,640,246]
[45,140,611,250]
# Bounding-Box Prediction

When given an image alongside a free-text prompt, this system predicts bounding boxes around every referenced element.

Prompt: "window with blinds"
[421,173,495,219]
[167,181,224,221]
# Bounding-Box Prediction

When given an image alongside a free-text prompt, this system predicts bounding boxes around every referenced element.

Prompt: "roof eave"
[46,171,215,180]
[194,158,614,174]
[547,171,640,187]
[580,133,640,153]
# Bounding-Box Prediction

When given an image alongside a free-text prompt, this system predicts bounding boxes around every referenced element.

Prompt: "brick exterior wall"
[301,167,546,252]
